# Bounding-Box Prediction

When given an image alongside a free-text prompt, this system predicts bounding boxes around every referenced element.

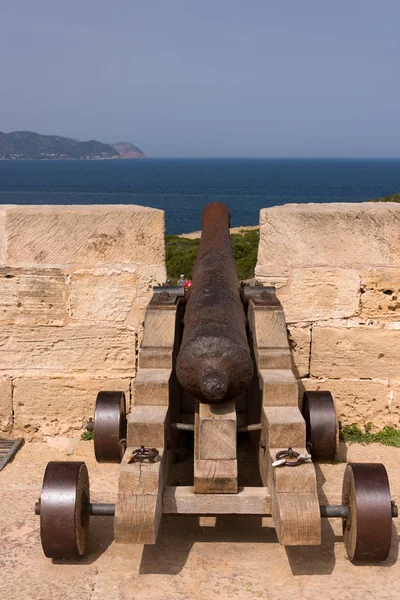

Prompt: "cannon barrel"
[176,202,253,403]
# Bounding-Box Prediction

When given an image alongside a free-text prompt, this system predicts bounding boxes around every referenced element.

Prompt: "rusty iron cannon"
[176,202,253,403]
[35,202,397,565]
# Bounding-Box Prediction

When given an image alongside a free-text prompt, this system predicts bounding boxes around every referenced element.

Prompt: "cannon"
[35,202,397,564]
[176,202,253,403]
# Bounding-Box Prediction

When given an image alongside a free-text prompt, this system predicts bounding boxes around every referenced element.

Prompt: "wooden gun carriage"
[36,202,397,564]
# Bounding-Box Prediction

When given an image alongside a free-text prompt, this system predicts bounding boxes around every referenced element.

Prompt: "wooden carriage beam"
[163,486,271,514]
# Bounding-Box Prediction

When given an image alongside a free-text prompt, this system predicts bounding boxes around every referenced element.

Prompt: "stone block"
[136,265,169,340]
[360,268,400,319]
[0,267,66,325]
[13,376,131,438]
[311,325,400,379]
[0,325,136,375]
[69,268,138,324]
[0,377,12,433]
[136,265,169,303]
[277,268,359,322]
[301,378,395,429]
[5,205,165,267]
[287,325,311,378]
[255,203,400,278]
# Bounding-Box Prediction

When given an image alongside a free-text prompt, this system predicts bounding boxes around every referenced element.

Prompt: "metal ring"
[275,448,306,467]
[130,446,159,463]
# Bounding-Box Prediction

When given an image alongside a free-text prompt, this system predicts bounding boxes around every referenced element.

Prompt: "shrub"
[369,193,400,202]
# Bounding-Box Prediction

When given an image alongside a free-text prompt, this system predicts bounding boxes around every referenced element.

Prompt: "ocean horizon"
[1,158,399,235]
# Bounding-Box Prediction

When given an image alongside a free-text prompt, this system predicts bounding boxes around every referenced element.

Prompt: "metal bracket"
[241,285,280,307]
[149,286,185,307]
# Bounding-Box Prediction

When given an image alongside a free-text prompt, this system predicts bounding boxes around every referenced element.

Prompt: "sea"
[0,158,399,235]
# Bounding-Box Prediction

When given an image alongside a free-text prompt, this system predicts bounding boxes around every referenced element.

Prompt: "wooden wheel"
[342,463,392,563]
[302,391,337,461]
[40,461,90,559]
[94,391,126,463]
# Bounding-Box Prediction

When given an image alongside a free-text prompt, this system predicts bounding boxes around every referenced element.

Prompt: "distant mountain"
[111,142,145,159]
[0,131,145,160]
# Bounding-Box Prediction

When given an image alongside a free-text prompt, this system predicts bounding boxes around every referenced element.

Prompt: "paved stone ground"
[1,439,399,600]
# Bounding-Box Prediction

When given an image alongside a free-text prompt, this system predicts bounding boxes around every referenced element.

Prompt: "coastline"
[178,225,259,239]
[0,156,145,161]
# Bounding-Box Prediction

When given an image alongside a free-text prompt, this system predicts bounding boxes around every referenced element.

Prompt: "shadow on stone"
[139,515,278,575]
[52,516,115,565]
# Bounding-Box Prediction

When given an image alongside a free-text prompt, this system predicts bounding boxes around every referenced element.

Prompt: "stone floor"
[1,438,399,600]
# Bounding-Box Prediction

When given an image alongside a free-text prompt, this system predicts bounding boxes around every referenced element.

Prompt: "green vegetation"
[165,236,201,281]
[81,430,94,441]
[165,229,260,282]
[340,423,400,447]
[231,230,260,280]
[369,193,400,203]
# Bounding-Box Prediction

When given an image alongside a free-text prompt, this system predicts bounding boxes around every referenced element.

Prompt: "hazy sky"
[1,1,399,157]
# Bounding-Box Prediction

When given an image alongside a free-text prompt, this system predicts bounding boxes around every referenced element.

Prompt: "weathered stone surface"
[311,325,400,379]
[277,268,360,322]
[287,325,310,378]
[0,208,6,266]
[0,267,66,325]
[0,377,12,432]
[5,205,165,267]
[388,380,400,428]
[69,268,137,324]
[360,268,400,319]
[136,264,168,332]
[4,442,400,600]
[45,436,80,455]
[256,203,400,278]
[0,325,136,375]
[301,378,395,429]
[13,376,131,438]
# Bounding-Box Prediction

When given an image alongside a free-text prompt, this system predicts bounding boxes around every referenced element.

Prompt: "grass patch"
[340,423,400,447]
[165,229,260,282]
[81,430,94,441]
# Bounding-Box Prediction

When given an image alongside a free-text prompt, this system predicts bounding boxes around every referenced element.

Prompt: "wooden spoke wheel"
[94,391,126,463]
[302,391,337,461]
[40,461,90,559]
[342,463,392,563]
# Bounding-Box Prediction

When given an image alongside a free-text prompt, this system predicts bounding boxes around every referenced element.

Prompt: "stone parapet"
[256,203,400,429]
[256,202,400,273]
[0,205,166,438]
[3,205,165,267]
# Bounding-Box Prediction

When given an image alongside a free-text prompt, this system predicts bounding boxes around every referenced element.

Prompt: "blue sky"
[1,1,399,157]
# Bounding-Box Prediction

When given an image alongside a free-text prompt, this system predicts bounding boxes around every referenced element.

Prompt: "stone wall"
[255,202,400,430]
[0,205,166,439]
[2,202,399,439]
